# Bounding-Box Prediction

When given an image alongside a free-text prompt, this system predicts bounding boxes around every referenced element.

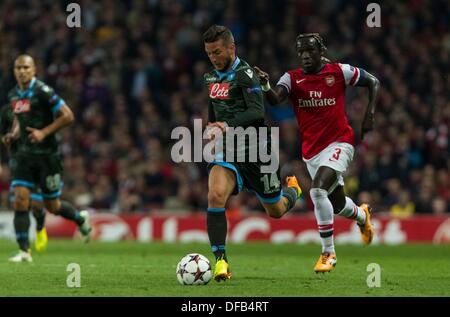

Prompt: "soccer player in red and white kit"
[255,33,380,273]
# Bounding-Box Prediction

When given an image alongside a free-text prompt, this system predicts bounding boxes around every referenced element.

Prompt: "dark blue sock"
[58,200,83,226]
[14,211,30,251]
[32,207,46,231]
[207,208,228,261]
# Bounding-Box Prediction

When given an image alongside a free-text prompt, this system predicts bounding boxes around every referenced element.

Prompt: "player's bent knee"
[13,194,30,210]
[208,189,228,207]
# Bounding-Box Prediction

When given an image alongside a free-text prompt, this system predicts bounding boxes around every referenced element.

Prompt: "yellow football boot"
[214,257,232,282]
[358,204,374,245]
[314,252,337,273]
[35,228,48,252]
[286,175,302,198]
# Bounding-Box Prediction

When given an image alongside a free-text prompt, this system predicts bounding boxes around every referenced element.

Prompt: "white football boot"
[8,250,33,263]
[79,210,92,243]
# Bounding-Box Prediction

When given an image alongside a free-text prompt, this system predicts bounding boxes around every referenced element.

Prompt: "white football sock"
[310,188,335,254]
[338,197,367,226]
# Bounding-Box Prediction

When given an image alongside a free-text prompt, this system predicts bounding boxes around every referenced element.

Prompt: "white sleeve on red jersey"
[276,72,291,94]
[338,63,362,86]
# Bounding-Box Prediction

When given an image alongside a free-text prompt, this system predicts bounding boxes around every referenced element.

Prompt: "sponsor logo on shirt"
[209,83,230,99]
[246,86,262,94]
[298,98,336,107]
[12,99,31,113]
[205,74,217,83]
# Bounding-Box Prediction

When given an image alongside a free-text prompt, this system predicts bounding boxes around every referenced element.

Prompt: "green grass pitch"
[0,240,449,297]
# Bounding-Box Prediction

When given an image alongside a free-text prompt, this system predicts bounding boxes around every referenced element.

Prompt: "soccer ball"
[176,253,212,285]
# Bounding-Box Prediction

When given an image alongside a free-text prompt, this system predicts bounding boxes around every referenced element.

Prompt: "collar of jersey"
[16,77,36,99]
[214,56,241,81]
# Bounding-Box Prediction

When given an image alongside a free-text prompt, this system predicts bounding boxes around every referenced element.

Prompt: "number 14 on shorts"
[260,173,280,193]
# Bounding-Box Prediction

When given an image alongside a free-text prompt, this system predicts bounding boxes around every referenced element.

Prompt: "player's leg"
[260,175,302,219]
[31,193,48,252]
[308,142,357,272]
[329,186,374,244]
[207,164,237,281]
[8,155,34,262]
[9,185,33,262]
[9,186,47,252]
[44,198,91,242]
[31,195,45,231]
[311,166,338,273]
[40,154,91,241]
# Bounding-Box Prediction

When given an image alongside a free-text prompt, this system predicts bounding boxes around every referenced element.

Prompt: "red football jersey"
[277,63,362,159]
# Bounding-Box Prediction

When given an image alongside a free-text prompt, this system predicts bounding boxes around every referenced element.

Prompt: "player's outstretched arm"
[356,71,380,140]
[253,66,289,105]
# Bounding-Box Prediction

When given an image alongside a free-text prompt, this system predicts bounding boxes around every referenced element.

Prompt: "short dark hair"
[203,25,234,45]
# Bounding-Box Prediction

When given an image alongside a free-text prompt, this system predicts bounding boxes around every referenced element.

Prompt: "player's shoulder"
[318,63,355,80]
[325,62,346,72]
[235,59,251,71]
[34,79,55,94]
[333,62,360,73]
[235,59,256,80]
[6,87,17,99]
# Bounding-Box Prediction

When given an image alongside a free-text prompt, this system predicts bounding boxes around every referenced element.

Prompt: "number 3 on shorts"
[332,148,342,160]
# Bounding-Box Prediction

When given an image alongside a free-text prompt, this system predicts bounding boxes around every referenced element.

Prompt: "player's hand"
[206,122,227,140]
[208,122,228,133]
[321,56,331,64]
[361,114,374,140]
[2,132,16,147]
[253,66,269,85]
[26,127,46,143]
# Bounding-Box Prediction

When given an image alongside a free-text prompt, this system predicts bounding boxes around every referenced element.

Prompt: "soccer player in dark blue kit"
[203,25,303,281]
[3,55,92,262]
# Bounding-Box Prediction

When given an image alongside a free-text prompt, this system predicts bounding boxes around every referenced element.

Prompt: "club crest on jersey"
[325,75,335,86]
[12,99,31,113]
[209,83,230,99]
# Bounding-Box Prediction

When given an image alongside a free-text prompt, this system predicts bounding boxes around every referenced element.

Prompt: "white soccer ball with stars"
[176,253,212,285]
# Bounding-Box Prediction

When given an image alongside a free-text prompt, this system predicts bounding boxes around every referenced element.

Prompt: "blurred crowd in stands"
[0,0,448,217]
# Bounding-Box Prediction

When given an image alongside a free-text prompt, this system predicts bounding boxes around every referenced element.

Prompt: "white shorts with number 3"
[303,142,354,194]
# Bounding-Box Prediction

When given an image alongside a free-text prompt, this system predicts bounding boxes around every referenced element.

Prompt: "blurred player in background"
[255,33,380,273]
[203,25,302,281]
[2,55,92,262]
[0,105,48,252]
